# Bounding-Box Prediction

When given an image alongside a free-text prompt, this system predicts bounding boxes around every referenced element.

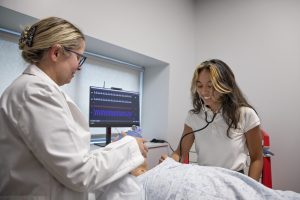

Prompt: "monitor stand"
[106,127,111,145]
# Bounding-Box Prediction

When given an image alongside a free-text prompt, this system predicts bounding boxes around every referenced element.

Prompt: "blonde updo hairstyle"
[18,17,85,64]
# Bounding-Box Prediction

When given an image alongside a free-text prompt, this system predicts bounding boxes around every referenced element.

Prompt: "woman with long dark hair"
[171,59,263,181]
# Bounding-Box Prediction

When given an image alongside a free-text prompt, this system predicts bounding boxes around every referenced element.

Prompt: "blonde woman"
[0,17,147,199]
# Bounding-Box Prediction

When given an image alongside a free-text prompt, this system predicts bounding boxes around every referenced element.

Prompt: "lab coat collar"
[23,64,63,92]
[23,65,78,107]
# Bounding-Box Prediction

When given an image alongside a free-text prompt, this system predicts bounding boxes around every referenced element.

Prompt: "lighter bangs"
[210,64,232,94]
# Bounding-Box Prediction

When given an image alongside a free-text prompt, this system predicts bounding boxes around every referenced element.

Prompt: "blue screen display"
[89,86,140,127]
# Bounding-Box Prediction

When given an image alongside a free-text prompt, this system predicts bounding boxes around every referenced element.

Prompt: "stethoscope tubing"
[178,110,217,162]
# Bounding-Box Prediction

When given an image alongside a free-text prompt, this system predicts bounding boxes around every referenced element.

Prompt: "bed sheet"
[137,157,300,200]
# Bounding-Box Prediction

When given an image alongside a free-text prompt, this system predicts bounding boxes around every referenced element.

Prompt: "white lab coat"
[0,65,144,199]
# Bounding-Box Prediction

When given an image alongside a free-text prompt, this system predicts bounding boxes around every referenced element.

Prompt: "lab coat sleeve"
[14,82,144,192]
[94,174,143,200]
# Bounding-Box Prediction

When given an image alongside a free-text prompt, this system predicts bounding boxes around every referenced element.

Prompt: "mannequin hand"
[159,154,168,163]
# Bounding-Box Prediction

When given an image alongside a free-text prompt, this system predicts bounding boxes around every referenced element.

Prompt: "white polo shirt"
[185,106,260,171]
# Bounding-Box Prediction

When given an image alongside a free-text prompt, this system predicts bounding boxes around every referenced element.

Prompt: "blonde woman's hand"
[113,131,127,142]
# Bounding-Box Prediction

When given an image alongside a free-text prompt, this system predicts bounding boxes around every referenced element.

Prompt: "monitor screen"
[89,86,140,127]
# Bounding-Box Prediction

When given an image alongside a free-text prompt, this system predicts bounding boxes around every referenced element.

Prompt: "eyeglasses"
[64,47,87,68]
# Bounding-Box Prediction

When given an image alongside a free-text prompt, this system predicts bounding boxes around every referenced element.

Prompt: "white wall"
[195,0,300,192]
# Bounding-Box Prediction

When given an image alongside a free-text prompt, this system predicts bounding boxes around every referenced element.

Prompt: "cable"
[166,141,175,152]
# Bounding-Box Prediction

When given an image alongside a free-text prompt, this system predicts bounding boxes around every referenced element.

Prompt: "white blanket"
[99,157,300,200]
[136,158,300,200]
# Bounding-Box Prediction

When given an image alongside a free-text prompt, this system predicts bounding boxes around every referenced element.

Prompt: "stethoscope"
[178,100,218,162]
